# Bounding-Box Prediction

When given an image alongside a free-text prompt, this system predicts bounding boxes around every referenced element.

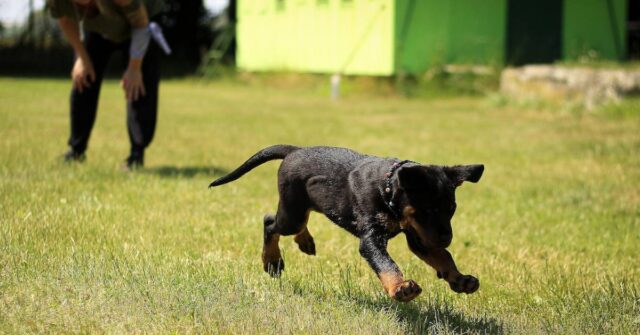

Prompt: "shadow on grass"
[286,274,504,334]
[144,165,228,179]
[354,295,505,334]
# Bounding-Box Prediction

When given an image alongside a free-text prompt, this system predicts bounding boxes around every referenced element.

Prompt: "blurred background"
[1,0,638,83]
[0,0,235,76]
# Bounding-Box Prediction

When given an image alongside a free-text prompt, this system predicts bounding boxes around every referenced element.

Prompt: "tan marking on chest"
[400,206,416,230]
[377,206,417,233]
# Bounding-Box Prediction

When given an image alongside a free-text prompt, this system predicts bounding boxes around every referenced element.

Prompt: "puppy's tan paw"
[391,280,422,302]
[262,245,284,277]
[296,239,316,255]
[293,226,316,256]
[448,274,479,294]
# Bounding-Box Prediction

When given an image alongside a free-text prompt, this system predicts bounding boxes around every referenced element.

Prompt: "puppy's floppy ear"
[444,164,484,187]
[398,166,435,190]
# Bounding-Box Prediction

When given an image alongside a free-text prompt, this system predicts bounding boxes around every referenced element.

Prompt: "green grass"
[1,77,639,334]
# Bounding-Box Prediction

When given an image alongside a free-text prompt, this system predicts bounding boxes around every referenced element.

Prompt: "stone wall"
[501,65,640,109]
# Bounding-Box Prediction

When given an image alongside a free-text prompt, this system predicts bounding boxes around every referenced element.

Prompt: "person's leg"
[66,32,113,159]
[124,42,160,167]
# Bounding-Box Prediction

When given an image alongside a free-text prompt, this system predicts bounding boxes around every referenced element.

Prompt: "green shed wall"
[395,0,507,74]
[563,0,627,61]
[237,0,395,75]
[237,0,629,76]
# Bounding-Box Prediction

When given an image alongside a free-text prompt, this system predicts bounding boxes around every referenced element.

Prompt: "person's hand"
[71,57,95,93]
[121,66,146,101]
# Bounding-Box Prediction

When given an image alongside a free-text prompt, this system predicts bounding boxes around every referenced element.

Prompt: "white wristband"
[130,26,151,59]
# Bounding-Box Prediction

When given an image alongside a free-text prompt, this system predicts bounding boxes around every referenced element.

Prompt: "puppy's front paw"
[391,280,422,302]
[448,274,479,294]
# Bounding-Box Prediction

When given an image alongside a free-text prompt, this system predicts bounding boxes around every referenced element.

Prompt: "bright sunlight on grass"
[1,78,639,334]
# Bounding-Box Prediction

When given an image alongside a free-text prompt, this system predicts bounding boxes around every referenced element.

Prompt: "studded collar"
[382,160,414,219]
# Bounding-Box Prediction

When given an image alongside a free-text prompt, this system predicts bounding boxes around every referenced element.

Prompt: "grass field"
[1,77,639,334]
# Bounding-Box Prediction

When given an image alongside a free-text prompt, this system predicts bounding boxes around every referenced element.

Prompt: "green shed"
[237,0,635,75]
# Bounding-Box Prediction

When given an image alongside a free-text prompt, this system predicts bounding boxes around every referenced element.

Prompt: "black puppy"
[210,145,484,302]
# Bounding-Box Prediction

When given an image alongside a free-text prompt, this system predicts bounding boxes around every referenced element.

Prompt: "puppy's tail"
[209,144,300,187]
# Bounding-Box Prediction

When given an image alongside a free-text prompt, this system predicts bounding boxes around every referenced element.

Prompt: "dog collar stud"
[383,159,414,219]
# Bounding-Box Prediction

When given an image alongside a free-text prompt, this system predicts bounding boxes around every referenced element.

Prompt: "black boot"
[123,150,144,170]
[62,148,86,163]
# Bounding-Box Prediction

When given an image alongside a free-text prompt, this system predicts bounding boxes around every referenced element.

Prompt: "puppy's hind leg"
[262,214,284,277]
[294,222,316,256]
[293,175,340,257]
[263,197,313,276]
[262,175,316,276]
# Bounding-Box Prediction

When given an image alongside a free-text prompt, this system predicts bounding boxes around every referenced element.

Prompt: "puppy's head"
[398,164,484,248]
